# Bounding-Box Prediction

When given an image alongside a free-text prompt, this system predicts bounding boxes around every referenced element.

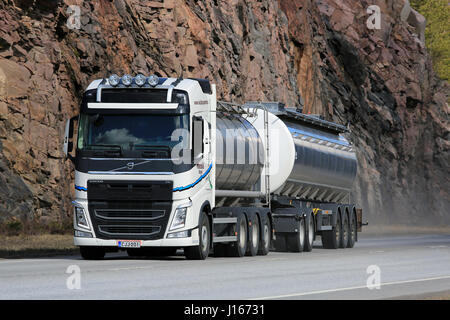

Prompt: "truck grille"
[98,225,161,237]
[94,209,165,220]
[87,180,173,240]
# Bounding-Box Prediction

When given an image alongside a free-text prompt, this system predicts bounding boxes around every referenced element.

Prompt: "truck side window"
[193,116,204,163]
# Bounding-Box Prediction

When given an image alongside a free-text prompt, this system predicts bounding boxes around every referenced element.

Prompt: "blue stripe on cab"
[173,163,212,192]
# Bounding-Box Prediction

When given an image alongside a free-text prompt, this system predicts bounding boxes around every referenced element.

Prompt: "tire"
[228,214,248,257]
[258,216,271,256]
[304,213,314,252]
[80,246,105,260]
[322,213,341,249]
[340,213,349,248]
[286,218,305,253]
[348,212,357,248]
[185,212,210,260]
[246,215,260,256]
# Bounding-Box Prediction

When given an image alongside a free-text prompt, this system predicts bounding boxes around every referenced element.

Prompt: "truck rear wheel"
[322,213,341,249]
[80,246,105,260]
[246,216,260,256]
[286,218,305,253]
[228,214,248,257]
[340,213,350,248]
[304,213,314,252]
[347,212,357,248]
[258,217,271,255]
[185,212,210,260]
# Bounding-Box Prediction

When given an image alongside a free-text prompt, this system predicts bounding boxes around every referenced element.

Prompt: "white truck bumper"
[74,230,200,247]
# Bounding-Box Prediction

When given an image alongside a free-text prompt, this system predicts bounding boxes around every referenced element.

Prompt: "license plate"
[117,240,142,248]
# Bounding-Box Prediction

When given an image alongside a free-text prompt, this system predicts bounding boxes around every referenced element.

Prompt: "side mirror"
[64,116,77,162]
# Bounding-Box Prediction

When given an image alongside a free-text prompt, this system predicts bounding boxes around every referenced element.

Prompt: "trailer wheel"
[258,217,271,255]
[322,213,340,249]
[304,213,314,252]
[228,214,248,257]
[347,212,357,248]
[80,246,105,260]
[340,213,349,248]
[246,216,260,256]
[287,218,305,253]
[185,212,210,260]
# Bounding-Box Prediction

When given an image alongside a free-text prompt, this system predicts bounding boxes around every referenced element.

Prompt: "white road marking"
[250,275,450,300]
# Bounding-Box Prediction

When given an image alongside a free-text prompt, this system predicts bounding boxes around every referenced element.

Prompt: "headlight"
[74,206,90,229]
[169,201,192,231]
[135,74,146,86]
[108,74,120,86]
[121,74,133,86]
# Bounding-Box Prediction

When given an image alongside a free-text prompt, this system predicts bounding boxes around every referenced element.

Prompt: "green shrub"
[410,0,450,82]
[5,218,23,236]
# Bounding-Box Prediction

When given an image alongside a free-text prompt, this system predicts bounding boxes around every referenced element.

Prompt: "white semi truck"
[63,74,364,260]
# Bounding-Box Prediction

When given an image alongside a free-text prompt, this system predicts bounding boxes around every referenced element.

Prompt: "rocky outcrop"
[0,0,448,228]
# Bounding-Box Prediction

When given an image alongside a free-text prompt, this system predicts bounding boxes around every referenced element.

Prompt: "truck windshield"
[77,114,189,152]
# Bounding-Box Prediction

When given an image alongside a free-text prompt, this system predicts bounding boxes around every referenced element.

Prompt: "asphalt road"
[0,234,449,300]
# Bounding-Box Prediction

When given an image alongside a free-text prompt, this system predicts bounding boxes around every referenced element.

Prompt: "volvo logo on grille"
[127,162,135,170]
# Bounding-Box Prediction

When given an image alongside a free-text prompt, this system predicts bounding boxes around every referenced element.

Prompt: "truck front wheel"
[185,212,210,260]
[80,246,105,260]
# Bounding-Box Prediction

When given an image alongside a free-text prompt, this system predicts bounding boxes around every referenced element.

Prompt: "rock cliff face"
[0,0,448,228]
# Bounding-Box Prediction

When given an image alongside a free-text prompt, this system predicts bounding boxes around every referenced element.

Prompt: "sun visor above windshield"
[87,103,179,109]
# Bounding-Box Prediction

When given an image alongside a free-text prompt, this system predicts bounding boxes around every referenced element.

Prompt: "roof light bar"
[108,74,120,87]
[135,74,146,86]
[148,75,159,87]
[121,74,132,86]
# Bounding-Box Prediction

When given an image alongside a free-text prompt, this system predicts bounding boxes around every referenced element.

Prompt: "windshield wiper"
[134,145,171,158]
[85,144,122,156]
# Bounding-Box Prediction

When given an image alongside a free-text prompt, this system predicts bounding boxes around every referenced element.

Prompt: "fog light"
[167,230,191,238]
[121,74,133,86]
[74,230,92,238]
[148,74,159,87]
